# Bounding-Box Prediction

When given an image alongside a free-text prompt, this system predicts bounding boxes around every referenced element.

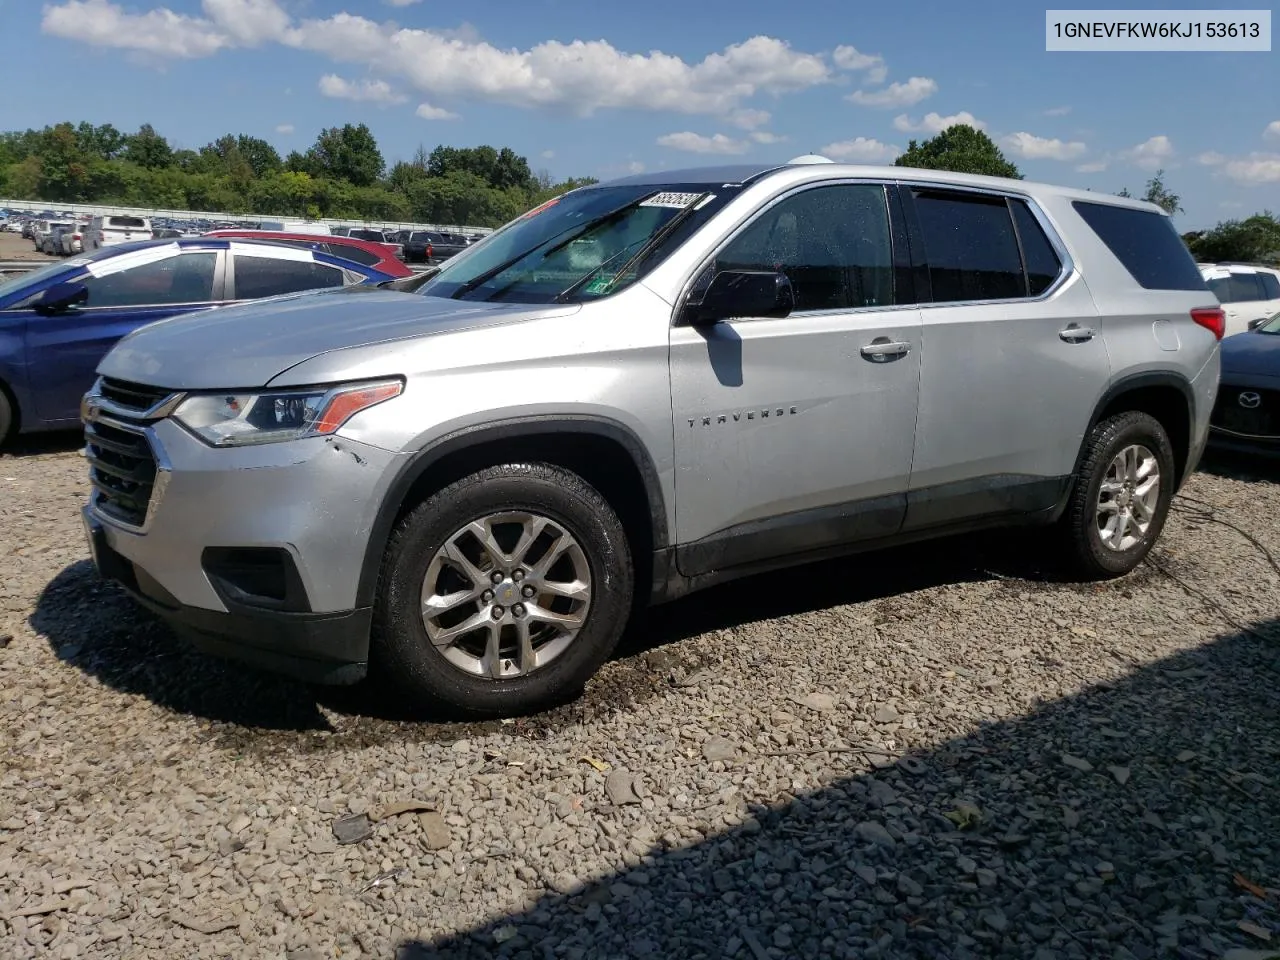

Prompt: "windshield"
[420,182,740,304]
[1257,311,1280,334]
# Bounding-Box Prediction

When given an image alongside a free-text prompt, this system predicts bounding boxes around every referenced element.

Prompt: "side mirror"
[683,269,794,326]
[1249,316,1269,331]
[33,280,88,314]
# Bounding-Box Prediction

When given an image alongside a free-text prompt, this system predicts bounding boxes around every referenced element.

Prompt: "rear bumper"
[84,506,370,684]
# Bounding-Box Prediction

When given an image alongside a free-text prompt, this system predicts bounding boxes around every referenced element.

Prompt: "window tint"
[1072,201,1206,291]
[1259,272,1280,300]
[107,216,148,229]
[711,183,894,311]
[326,244,380,267]
[78,253,217,307]
[913,190,1024,302]
[1208,274,1265,303]
[234,255,345,299]
[1010,200,1063,296]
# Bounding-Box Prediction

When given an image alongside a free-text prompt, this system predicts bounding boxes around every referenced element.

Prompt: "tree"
[305,123,383,187]
[1117,169,1182,215]
[1185,212,1280,263]
[122,123,172,170]
[427,144,536,192]
[894,125,1022,179]
[235,135,281,178]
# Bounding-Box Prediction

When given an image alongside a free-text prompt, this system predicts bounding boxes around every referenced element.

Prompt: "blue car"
[0,237,395,443]
[1208,309,1280,456]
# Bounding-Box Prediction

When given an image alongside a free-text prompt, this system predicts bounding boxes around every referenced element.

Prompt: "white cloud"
[1075,160,1107,173]
[749,131,787,144]
[1196,151,1226,166]
[1265,121,1280,140]
[626,160,646,174]
[415,102,459,120]
[1002,132,1087,161]
[831,44,887,84]
[1123,135,1174,170]
[846,76,937,109]
[540,150,555,159]
[656,131,750,155]
[41,1,836,121]
[318,73,406,104]
[892,111,984,134]
[728,108,771,130]
[1222,153,1280,185]
[385,0,421,5]
[1043,105,1072,117]
[818,136,900,162]
[274,123,294,134]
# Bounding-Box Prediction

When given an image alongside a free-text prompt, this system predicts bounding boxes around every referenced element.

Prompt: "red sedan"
[201,230,413,278]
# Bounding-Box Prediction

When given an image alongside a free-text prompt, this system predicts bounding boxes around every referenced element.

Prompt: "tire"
[1057,411,1175,579]
[0,388,13,446]
[371,462,634,718]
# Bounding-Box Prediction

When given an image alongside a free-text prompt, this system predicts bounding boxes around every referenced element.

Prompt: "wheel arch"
[1085,371,1194,488]
[356,415,670,609]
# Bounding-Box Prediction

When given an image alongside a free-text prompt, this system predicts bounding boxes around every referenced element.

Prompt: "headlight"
[173,379,403,447]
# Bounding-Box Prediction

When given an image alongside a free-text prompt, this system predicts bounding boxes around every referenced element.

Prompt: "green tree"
[305,123,383,187]
[1115,168,1182,215]
[894,124,1023,179]
[1185,212,1280,263]
[427,144,535,191]
[122,123,172,170]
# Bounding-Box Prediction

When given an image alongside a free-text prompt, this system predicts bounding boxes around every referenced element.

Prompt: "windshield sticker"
[583,275,615,295]
[640,192,705,209]
[83,242,181,278]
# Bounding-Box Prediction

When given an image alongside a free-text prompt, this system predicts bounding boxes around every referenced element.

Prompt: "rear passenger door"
[900,187,1109,531]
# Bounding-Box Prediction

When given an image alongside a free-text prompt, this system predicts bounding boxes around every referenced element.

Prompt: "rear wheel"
[1057,411,1174,578]
[372,462,634,718]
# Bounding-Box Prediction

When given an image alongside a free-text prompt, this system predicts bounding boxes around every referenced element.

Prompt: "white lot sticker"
[228,240,314,262]
[640,192,704,208]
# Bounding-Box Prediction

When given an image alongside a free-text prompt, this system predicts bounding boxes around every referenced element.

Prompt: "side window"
[912,190,1024,302]
[1207,276,1234,302]
[1260,273,1280,300]
[711,183,894,312]
[1009,200,1063,296]
[233,256,345,299]
[78,252,217,307]
[328,245,380,267]
[1228,273,1265,303]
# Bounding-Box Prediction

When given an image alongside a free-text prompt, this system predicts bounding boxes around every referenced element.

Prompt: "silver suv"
[80,159,1224,717]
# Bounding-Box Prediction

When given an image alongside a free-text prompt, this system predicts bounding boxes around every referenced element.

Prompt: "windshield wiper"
[554,191,711,302]
[447,196,652,300]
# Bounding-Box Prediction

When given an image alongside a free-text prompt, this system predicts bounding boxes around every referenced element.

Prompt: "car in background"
[86,215,153,251]
[201,230,413,278]
[347,228,387,243]
[256,219,331,235]
[0,237,396,444]
[410,230,470,262]
[56,223,90,256]
[40,222,75,255]
[1208,308,1280,456]
[399,231,436,263]
[1201,263,1280,338]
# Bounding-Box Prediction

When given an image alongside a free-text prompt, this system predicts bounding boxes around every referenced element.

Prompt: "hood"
[97,286,580,389]
[1220,329,1280,377]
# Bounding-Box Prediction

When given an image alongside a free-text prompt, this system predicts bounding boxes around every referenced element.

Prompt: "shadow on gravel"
[32,528,1044,749]
[398,619,1280,960]
[1198,449,1280,485]
[0,429,84,458]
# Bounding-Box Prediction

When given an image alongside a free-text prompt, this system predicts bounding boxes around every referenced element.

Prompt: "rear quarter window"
[1071,201,1206,291]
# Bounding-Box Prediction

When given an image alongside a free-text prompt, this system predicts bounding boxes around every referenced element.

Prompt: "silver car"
[80,158,1223,717]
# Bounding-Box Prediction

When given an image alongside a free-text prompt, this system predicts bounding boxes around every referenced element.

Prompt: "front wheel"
[1057,411,1175,579]
[372,462,634,718]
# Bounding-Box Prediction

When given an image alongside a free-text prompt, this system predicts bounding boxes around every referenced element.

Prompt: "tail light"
[1191,307,1225,340]
[427,244,433,258]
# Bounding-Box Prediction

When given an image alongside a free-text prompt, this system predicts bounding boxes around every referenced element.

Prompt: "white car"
[85,215,153,251]
[1201,263,1280,337]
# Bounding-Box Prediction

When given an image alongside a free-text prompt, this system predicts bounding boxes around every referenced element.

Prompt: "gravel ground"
[0,231,61,262]
[2,436,1279,960]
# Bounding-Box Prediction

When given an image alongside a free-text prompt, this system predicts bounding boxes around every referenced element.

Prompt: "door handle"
[860,338,911,361]
[1059,324,1095,343]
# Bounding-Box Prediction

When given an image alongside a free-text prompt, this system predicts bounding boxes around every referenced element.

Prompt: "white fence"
[0,197,494,236]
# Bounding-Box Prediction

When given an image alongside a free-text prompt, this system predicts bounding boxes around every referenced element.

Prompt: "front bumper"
[82,417,407,684]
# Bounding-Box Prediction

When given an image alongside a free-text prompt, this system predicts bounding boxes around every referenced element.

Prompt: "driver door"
[25,249,228,424]
[669,181,923,577]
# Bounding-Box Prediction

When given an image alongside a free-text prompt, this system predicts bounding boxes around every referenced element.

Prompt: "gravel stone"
[2,444,1278,958]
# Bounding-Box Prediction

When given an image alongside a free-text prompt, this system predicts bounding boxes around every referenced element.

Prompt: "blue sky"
[2,0,1277,229]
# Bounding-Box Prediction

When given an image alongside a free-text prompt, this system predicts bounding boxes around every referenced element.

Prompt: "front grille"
[85,420,158,527]
[1211,386,1280,438]
[99,377,172,414]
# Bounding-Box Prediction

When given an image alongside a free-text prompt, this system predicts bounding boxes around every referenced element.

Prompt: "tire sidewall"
[1078,413,1175,575]
[377,467,633,717]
